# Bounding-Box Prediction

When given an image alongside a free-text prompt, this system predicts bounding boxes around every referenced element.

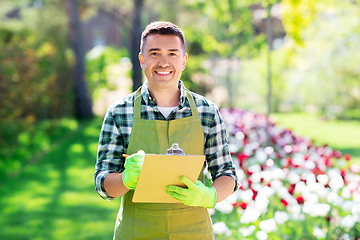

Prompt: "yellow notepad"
[132,154,205,203]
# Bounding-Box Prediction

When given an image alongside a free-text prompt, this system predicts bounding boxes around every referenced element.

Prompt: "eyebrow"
[148,48,180,52]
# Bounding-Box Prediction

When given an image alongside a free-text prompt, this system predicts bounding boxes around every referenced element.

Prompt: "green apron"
[113,88,214,240]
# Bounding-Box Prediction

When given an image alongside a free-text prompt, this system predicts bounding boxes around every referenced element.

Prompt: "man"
[95,21,238,239]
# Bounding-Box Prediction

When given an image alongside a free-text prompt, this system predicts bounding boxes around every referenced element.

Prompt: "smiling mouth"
[155,71,172,75]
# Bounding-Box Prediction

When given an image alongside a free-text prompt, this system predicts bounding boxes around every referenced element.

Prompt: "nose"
[158,56,169,68]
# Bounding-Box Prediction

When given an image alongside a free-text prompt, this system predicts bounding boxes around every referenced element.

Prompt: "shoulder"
[107,92,136,116]
[188,91,220,115]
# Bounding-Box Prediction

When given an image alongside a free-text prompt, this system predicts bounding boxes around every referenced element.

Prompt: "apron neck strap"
[134,88,142,119]
[133,87,200,119]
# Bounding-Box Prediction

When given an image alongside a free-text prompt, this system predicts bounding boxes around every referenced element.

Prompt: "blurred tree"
[281,0,360,119]
[65,0,93,119]
[131,0,144,91]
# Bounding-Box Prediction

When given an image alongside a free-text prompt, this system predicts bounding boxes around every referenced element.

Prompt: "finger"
[166,185,188,196]
[180,176,195,188]
[166,190,186,202]
[137,150,145,155]
[124,162,141,172]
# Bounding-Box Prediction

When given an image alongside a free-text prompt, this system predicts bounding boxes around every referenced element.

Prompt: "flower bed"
[210,109,359,239]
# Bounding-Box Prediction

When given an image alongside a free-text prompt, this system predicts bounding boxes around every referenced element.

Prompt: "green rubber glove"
[166,176,217,208]
[122,150,145,190]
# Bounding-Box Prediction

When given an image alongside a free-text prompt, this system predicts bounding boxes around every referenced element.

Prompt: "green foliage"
[180,0,264,58]
[85,46,130,100]
[0,2,75,121]
[280,0,360,119]
[0,117,79,176]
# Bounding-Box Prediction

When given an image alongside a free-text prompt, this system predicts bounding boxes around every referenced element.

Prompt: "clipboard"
[132,144,205,203]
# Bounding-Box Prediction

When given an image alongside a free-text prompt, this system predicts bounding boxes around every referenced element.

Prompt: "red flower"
[286,157,293,166]
[300,176,307,184]
[344,153,352,161]
[288,184,296,195]
[281,198,289,207]
[296,195,305,205]
[247,178,253,188]
[251,189,258,201]
[324,157,333,167]
[240,202,248,210]
[333,150,342,159]
[238,153,249,163]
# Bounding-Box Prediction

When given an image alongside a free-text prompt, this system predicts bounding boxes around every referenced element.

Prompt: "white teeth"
[157,71,170,74]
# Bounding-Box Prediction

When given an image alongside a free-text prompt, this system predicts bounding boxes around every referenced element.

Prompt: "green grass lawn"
[271,113,360,164]
[0,113,359,240]
[0,117,119,240]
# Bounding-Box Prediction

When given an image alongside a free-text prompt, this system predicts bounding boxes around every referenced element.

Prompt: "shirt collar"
[141,80,188,107]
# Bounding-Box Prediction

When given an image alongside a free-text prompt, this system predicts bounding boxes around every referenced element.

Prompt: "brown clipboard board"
[132,154,205,203]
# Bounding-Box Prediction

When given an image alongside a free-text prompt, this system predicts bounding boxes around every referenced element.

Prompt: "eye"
[150,52,159,56]
[170,52,177,56]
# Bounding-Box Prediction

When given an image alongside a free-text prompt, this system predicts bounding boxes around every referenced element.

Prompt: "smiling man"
[95,21,239,240]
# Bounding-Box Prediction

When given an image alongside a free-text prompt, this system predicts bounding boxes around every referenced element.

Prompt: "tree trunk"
[65,0,93,119]
[265,4,273,145]
[131,0,144,91]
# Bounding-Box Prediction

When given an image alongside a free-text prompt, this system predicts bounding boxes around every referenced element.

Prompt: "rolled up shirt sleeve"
[94,107,125,201]
[201,102,239,191]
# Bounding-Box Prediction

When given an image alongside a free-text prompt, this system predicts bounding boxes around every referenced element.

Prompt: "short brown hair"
[140,21,186,53]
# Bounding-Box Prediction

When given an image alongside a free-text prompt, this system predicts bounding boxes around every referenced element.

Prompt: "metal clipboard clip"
[166,143,185,156]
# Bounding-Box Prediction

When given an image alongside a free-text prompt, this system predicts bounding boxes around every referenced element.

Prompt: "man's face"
[139,34,188,91]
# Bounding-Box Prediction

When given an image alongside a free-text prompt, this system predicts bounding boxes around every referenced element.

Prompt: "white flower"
[248,163,262,173]
[304,202,330,217]
[256,230,268,240]
[342,201,353,213]
[294,181,306,194]
[329,173,344,192]
[264,146,274,155]
[259,219,277,233]
[292,153,305,167]
[239,225,256,237]
[342,187,352,199]
[240,189,254,203]
[258,186,275,198]
[271,168,286,180]
[213,222,232,236]
[327,191,343,206]
[265,158,275,168]
[351,202,360,216]
[255,148,267,163]
[251,172,262,183]
[313,226,326,239]
[317,174,329,185]
[274,211,289,225]
[240,207,261,224]
[306,173,317,185]
[225,192,238,205]
[340,215,355,228]
[254,194,270,212]
[214,200,233,214]
[287,172,300,184]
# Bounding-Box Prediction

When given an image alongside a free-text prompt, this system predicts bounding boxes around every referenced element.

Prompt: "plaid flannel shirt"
[95,80,238,200]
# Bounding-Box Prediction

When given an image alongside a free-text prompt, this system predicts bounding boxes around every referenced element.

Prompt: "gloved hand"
[166,176,217,208]
[122,150,145,190]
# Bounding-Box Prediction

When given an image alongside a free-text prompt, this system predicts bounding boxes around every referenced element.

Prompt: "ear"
[138,52,144,69]
[182,53,188,70]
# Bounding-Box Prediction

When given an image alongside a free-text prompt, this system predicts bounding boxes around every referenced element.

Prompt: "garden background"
[1,0,359,239]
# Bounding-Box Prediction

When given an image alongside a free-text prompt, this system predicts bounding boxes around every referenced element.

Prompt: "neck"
[148,84,180,107]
